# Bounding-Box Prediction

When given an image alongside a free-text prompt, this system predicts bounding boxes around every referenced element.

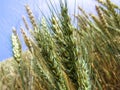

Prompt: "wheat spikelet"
[96,6,108,30]
[11,27,22,64]
[21,27,33,53]
[22,16,29,30]
[78,6,89,19]
[95,5,113,39]
[106,0,120,27]
[25,5,37,29]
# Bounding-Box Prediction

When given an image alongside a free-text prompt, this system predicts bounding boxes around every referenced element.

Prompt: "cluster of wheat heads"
[0,0,120,90]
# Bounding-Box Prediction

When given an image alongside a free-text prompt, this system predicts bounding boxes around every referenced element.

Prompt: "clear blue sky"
[0,0,119,61]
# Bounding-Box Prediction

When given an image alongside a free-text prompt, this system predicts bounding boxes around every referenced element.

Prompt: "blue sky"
[0,0,119,61]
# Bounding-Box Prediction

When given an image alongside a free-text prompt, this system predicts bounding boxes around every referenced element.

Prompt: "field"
[0,0,120,90]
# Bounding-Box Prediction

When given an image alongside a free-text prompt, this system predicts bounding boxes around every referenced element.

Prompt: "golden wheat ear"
[22,16,30,30]
[25,5,37,30]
